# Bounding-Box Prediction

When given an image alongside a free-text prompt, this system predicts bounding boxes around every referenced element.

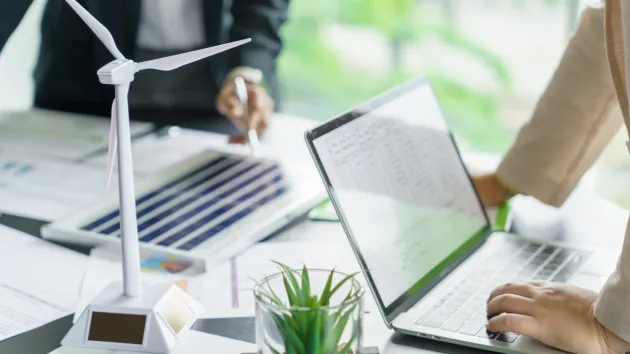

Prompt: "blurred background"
[2,0,628,208]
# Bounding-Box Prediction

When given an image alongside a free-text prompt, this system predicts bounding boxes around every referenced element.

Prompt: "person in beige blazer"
[477,1,630,353]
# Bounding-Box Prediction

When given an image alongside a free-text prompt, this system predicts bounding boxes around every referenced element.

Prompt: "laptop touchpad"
[582,252,618,275]
[567,273,608,293]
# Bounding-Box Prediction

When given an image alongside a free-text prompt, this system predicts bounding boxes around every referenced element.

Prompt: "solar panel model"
[42,150,325,269]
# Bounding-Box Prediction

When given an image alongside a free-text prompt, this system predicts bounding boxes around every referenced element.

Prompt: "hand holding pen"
[233,77,260,156]
[216,75,274,153]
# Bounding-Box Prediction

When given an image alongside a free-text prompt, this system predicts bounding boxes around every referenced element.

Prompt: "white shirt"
[137,0,206,50]
[136,0,264,85]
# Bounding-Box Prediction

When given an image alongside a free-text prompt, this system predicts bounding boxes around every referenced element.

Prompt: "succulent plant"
[256,261,362,354]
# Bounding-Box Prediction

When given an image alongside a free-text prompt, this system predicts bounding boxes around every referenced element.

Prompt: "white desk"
[0,110,628,354]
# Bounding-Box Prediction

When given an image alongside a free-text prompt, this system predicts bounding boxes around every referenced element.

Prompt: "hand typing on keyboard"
[486,281,630,354]
[414,242,596,343]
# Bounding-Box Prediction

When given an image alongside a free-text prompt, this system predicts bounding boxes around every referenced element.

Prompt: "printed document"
[83,129,226,175]
[84,114,316,176]
[201,241,372,318]
[0,225,87,341]
[0,152,120,220]
[0,109,153,160]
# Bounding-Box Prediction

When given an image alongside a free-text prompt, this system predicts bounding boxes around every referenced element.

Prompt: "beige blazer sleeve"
[595,219,630,343]
[495,4,622,207]
[594,0,630,343]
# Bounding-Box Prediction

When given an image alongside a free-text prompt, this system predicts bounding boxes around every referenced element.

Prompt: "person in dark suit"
[0,0,288,135]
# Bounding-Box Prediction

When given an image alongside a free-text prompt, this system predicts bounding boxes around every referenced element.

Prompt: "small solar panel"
[81,155,288,251]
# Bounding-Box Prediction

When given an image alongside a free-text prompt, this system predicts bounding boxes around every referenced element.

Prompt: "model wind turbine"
[58,1,249,353]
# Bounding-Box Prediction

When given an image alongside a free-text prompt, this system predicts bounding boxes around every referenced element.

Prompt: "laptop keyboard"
[414,238,591,342]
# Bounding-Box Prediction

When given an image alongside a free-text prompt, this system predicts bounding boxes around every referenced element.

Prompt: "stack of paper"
[0,225,87,342]
[84,114,318,176]
[0,151,119,220]
[0,109,153,160]
[0,111,317,221]
[0,109,155,220]
[83,128,228,176]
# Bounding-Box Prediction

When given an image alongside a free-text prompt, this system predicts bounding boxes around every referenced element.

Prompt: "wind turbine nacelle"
[97,60,136,85]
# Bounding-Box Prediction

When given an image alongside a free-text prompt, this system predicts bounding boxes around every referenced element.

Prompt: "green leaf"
[273,261,303,304]
[266,262,364,353]
[265,338,282,354]
[301,264,311,304]
[342,288,360,305]
[319,268,336,306]
[323,302,358,351]
[286,343,298,354]
[304,296,319,343]
[268,282,284,305]
[323,308,346,353]
[290,308,310,344]
[270,315,293,352]
[253,274,285,307]
[275,261,311,342]
[337,323,360,354]
[256,282,283,305]
[337,335,355,354]
[257,289,284,306]
[306,309,322,354]
[282,313,302,337]
[282,273,300,307]
[329,272,359,300]
[272,313,306,354]
[290,296,313,342]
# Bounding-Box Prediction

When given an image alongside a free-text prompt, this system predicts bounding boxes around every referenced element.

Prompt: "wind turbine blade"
[136,39,251,72]
[106,99,118,188]
[64,0,125,60]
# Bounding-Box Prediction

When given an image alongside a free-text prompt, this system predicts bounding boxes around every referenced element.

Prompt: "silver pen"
[233,76,260,157]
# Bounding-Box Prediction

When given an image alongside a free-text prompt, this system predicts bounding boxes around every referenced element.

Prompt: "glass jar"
[254,269,364,354]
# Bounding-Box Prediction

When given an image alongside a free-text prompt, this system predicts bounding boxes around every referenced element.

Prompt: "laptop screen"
[308,78,490,320]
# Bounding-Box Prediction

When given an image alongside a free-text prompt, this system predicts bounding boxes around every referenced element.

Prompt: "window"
[279,0,630,209]
[278,0,586,151]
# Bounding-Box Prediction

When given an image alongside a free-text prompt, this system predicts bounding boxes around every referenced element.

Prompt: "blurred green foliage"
[277,0,518,152]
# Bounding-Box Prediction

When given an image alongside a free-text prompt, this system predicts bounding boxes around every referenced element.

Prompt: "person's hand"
[216,80,274,144]
[487,281,630,354]
[471,173,513,207]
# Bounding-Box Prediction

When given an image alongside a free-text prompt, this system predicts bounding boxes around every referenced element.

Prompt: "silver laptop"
[305,77,617,353]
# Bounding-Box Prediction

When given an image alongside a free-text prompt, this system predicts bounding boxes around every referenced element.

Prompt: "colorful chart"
[140,254,192,274]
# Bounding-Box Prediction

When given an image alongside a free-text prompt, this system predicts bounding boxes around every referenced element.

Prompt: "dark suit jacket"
[0,0,288,118]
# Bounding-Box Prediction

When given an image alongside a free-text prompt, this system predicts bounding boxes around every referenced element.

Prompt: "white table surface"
[0,109,628,354]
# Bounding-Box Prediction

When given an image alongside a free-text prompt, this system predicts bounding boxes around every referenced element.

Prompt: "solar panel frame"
[42,149,326,264]
[80,155,288,251]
